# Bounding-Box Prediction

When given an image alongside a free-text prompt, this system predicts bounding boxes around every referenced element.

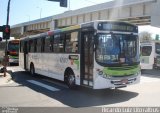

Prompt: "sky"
[0,0,160,38]
[0,0,113,25]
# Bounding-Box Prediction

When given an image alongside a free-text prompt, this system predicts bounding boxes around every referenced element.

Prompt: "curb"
[0,70,13,85]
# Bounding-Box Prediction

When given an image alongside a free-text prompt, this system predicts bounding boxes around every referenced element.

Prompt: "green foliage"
[139,31,152,42]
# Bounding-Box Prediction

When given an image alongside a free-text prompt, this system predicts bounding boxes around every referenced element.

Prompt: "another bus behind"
[140,41,160,69]
[8,39,19,65]
[0,39,19,66]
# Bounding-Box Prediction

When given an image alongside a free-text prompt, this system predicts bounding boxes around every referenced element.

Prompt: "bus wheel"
[30,64,35,76]
[66,73,76,89]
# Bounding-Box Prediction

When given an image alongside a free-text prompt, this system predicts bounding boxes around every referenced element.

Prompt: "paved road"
[0,67,160,107]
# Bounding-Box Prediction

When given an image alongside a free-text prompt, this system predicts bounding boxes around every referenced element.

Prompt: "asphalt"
[0,66,13,85]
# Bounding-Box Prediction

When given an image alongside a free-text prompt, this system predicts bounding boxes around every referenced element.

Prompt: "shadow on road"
[11,71,139,108]
[141,69,160,79]
[51,88,138,108]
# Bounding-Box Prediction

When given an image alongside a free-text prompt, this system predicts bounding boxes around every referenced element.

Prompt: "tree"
[139,31,152,42]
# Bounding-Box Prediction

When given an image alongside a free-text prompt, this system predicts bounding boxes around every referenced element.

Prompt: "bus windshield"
[96,33,139,66]
[141,46,152,56]
[8,42,19,52]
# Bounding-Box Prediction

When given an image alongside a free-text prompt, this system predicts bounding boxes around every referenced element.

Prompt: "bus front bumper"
[93,72,141,89]
[9,58,19,63]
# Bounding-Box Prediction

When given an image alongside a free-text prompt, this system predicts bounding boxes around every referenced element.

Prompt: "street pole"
[68,0,70,10]
[4,0,11,77]
[36,7,42,19]
[40,8,42,18]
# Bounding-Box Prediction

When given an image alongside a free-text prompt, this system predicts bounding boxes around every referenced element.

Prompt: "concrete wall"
[151,0,160,27]
[56,2,152,27]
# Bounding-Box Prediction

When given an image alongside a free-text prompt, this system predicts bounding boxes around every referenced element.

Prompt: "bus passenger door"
[24,41,28,70]
[81,32,94,87]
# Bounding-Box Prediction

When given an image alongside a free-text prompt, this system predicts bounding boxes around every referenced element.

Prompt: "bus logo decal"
[69,55,79,60]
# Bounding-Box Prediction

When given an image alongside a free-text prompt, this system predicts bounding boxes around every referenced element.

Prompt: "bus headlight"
[98,71,103,75]
[96,69,111,78]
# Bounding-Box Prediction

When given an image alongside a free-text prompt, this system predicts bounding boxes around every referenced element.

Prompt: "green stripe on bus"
[103,65,140,77]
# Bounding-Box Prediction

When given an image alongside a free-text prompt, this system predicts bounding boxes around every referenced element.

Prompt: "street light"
[26,15,30,21]
[37,7,42,19]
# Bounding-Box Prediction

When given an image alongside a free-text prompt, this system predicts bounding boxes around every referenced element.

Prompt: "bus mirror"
[0,37,2,41]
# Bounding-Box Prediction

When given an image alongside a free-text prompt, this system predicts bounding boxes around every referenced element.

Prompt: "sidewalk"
[0,67,13,85]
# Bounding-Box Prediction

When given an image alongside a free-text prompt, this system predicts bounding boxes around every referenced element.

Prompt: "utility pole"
[36,7,42,19]
[3,0,11,77]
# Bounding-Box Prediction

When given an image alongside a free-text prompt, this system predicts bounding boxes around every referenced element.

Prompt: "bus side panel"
[28,53,81,85]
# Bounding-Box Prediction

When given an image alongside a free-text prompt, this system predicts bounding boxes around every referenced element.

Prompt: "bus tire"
[66,70,76,89]
[30,64,35,76]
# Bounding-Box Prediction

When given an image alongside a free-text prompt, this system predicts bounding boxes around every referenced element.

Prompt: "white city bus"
[19,20,140,89]
[140,41,160,69]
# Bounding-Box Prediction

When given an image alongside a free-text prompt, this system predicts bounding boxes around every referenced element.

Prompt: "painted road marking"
[42,79,68,89]
[27,80,60,91]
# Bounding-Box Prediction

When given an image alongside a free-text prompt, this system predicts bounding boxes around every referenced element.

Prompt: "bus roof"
[20,20,137,41]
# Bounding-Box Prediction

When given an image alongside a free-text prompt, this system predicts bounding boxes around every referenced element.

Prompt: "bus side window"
[19,41,21,52]
[65,33,71,53]
[65,31,78,53]
[41,37,45,52]
[44,36,53,52]
[37,38,42,53]
[53,34,60,53]
[30,40,34,53]
[59,34,65,52]
[50,36,54,52]
[53,34,64,53]
[34,39,37,52]
[20,41,24,53]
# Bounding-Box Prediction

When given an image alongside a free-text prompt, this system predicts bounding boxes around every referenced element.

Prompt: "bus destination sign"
[98,22,138,32]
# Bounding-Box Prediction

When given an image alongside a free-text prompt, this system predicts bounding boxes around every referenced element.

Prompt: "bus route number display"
[98,22,137,32]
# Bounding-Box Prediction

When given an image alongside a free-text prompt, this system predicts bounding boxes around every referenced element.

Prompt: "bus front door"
[24,41,28,70]
[81,32,94,87]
